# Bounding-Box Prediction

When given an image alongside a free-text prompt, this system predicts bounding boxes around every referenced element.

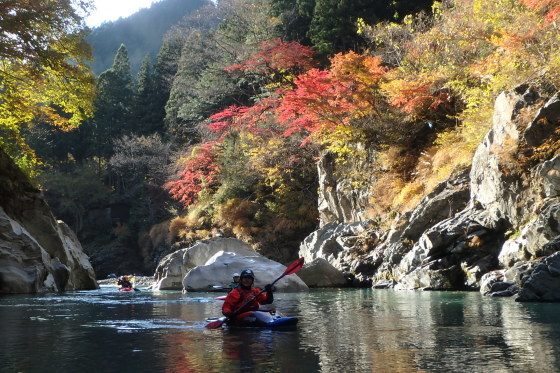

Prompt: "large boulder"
[153,237,260,290]
[183,252,308,292]
[296,258,348,287]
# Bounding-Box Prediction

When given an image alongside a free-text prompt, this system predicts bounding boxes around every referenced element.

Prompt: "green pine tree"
[134,55,164,134]
[93,44,135,157]
[272,0,434,57]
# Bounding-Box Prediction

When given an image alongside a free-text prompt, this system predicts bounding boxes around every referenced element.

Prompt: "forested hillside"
[86,0,208,75]
[4,0,560,277]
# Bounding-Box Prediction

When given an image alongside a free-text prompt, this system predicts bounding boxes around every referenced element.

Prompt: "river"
[1,286,559,372]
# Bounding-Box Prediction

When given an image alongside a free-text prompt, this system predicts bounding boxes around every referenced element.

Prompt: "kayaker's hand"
[264,284,273,293]
[223,311,235,318]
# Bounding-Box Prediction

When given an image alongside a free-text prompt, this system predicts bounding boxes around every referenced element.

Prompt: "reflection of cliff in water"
[502,302,560,372]
[295,289,560,372]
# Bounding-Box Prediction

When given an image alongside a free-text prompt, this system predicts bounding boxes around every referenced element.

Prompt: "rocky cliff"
[301,84,560,301]
[0,148,98,293]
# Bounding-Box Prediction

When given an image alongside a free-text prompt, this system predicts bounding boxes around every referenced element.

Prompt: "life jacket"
[222,286,269,314]
[118,279,132,288]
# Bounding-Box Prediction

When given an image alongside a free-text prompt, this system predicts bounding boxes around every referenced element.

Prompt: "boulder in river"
[152,237,260,290]
[183,251,308,292]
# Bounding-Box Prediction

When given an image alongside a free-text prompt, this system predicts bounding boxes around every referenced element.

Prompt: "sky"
[85,0,160,27]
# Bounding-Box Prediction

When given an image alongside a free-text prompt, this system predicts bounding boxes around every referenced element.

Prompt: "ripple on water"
[85,318,206,331]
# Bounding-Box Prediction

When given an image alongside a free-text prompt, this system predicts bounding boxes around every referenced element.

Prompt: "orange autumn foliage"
[277,51,387,139]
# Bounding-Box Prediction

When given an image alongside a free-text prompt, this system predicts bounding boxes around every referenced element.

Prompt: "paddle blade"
[205,318,226,329]
[284,258,304,276]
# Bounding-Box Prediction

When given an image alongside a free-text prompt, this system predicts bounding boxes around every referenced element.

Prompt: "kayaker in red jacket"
[222,269,273,318]
[117,276,132,288]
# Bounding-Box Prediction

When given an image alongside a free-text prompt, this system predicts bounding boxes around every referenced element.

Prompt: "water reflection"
[1,288,560,372]
[295,289,560,372]
[218,329,320,372]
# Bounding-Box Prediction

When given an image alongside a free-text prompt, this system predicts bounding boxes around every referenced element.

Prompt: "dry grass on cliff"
[168,215,212,243]
[367,134,475,223]
[149,220,171,247]
[214,198,260,241]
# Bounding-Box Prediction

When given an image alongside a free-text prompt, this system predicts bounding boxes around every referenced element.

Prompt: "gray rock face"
[299,221,368,272]
[524,93,560,147]
[0,208,98,294]
[517,251,560,301]
[57,221,98,290]
[399,169,471,242]
[498,232,530,269]
[296,258,348,287]
[523,200,560,257]
[391,207,503,290]
[0,148,97,293]
[317,149,375,225]
[537,155,560,198]
[470,84,540,227]
[385,85,560,293]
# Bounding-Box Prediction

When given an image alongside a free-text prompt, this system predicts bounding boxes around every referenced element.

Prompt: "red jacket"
[222,286,271,314]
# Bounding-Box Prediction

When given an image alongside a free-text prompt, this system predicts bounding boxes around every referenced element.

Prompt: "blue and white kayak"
[206,310,298,328]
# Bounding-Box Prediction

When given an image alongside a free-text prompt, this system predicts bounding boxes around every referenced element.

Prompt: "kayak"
[232,310,298,328]
[118,287,134,292]
[215,295,227,300]
[206,310,298,329]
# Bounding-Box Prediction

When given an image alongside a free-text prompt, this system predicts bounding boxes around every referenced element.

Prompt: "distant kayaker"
[117,276,132,288]
[222,269,273,318]
[227,273,240,292]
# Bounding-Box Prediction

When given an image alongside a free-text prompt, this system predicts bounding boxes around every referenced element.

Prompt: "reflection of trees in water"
[295,289,560,372]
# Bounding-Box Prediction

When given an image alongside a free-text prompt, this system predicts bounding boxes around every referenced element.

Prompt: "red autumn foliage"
[165,142,220,207]
[277,68,344,136]
[520,0,560,21]
[208,96,283,137]
[276,52,387,138]
[224,38,316,76]
[208,105,248,133]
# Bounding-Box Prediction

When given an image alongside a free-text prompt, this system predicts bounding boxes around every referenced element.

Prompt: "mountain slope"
[86,0,210,76]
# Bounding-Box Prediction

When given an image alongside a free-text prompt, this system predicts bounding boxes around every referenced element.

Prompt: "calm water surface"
[1,287,559,372]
